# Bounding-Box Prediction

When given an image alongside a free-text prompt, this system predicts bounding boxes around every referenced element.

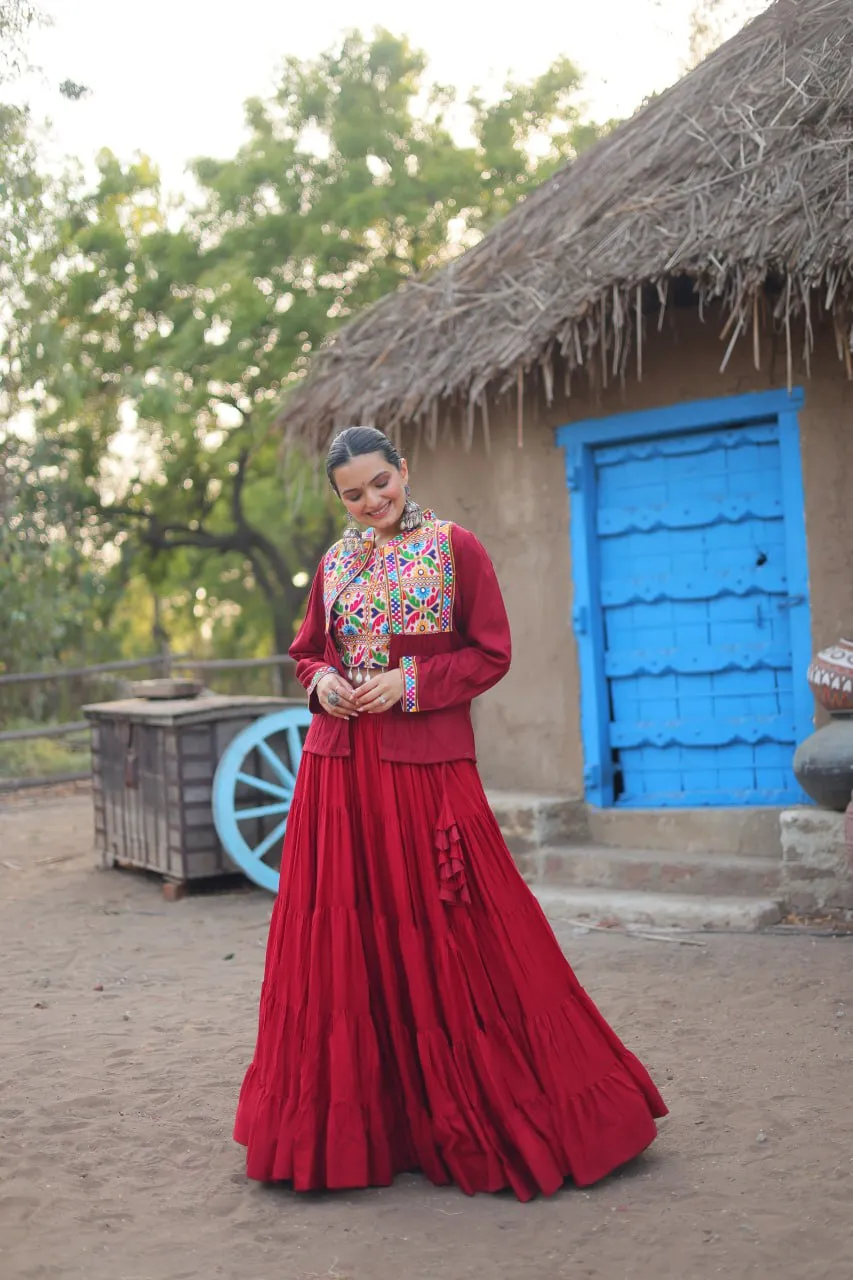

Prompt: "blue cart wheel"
[212,707,312,893]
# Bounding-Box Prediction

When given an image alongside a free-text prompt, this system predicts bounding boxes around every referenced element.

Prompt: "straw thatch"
[282,0,853,447]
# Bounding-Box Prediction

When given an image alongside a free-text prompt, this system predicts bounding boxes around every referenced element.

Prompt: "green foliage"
[2,28,609,676]
[0,1,40,85]
[0,101,44,293]
[0,725,90,781]
[468,55,606,218]
[0,426,121,677]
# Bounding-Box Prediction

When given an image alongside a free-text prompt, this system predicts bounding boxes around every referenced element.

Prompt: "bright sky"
[14,0,713,195]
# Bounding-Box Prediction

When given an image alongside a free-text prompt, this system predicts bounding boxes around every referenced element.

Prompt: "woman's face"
[333,451,410,537]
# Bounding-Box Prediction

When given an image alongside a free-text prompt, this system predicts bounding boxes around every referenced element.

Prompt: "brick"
[162,880,188,903]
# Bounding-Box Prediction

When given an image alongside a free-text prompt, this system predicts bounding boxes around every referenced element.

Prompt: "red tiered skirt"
[234,716,667,1201]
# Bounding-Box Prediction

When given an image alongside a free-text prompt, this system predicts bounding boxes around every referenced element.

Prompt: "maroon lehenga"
[234,518,666,1200]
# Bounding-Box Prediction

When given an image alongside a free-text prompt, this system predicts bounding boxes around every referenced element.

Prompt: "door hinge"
[572,604,589,636]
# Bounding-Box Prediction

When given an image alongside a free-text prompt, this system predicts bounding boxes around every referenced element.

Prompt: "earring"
[399,486,424,534]
[342,515,363,554]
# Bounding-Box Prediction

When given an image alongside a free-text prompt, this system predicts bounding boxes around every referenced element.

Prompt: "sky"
[12,0,718,196]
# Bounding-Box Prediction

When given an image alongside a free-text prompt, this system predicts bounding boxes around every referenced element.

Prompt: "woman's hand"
[316,673,359,719]
[352,669,404,715]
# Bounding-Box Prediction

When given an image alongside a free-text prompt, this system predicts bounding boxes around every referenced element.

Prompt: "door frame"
[556,387,812,808]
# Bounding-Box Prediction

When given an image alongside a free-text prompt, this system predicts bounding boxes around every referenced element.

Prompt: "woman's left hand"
[353,669,404,715]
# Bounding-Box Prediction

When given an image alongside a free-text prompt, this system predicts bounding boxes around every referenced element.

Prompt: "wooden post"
[271,659,284,696]
[153,593,172,678]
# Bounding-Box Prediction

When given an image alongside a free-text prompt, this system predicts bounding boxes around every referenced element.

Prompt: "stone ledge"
[779,807,853,911]
[488,791,588,849]
[526,844,783,898]
[534,887,782,932]
[586,806,783,858]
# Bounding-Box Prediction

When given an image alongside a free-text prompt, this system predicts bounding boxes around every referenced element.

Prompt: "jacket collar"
[322,512,437,629]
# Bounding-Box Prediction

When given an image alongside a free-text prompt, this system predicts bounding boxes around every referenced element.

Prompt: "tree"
[660,0,768,72]
[0,3,77,676]
[0,1,39,84]
[3,30,608,661]
[0,0,44,286]
[0,429,121,677]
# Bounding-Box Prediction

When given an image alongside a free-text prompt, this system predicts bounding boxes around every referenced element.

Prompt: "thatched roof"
[283,0,853,446]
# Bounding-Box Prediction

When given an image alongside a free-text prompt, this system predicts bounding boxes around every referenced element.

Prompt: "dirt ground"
[1,793,851,1280]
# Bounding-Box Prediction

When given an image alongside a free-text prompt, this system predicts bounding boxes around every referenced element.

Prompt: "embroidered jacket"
[290,517,512,763]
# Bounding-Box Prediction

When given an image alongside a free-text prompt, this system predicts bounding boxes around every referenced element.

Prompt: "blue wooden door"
[559,392,812,809]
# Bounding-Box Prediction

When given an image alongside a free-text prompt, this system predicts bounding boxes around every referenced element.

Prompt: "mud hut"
[281,0,853,856]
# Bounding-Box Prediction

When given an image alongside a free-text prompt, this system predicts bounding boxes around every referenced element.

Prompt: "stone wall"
[779,808,853,913]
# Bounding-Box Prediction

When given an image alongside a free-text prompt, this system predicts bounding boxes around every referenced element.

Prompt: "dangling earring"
[399,485,424,534]
[342,514,363,554]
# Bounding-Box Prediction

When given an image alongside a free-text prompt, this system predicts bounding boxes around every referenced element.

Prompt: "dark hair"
[326,426,402,492]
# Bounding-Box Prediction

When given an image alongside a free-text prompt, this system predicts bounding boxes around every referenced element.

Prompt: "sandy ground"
[1,793,852,1280]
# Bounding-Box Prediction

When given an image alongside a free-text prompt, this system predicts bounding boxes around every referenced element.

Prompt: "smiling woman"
[327,427,426,550]
[332,448,410,537]
[233,425,667,1201]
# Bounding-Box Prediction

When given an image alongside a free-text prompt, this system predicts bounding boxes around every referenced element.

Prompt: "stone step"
[587,806,783,859]
[488,790,588,850]
[520,843,784,899]
[487,791,784,860]
[533,886,782,932]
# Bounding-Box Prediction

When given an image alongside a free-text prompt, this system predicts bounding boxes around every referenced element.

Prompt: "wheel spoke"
[235,801,291,822]
[235,770,289,800]
[212,704,312,895]
[251,817,288,862]
[257,740,296,789]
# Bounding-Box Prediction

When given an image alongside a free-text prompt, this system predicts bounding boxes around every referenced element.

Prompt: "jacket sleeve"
[399,527,511,713]
[289,562,338,712]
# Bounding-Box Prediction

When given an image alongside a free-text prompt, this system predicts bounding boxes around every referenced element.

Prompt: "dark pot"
[793,715,853,812]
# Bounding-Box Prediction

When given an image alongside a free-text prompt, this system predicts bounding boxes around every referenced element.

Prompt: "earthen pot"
[793,715,853,812]
[807,638,853,712]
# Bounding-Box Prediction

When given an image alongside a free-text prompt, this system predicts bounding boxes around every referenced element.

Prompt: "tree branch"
[230,447,250,531]
[143,528,252,554]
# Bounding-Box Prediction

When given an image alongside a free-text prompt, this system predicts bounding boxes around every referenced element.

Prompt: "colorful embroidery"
[326,516,456,672]
[322,537,372,630]
[333,555,390,669]
[383,519,455,636]
[307,666,338,700]
[400,656,419,713]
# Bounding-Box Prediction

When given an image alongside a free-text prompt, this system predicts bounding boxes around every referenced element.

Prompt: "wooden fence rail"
[0,654,295,686]
[173,656,295,671]
[0,656,165,686]
[0,770,92,792]
[0,721,90,744]
[0,654,296,793]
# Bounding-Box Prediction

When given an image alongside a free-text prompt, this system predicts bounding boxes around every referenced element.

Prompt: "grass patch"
[0,723,91,781]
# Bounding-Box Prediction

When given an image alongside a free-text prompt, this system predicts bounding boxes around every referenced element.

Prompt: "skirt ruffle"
[234,717,666,1200]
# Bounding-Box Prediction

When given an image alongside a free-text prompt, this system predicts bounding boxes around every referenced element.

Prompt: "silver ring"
[379,696,387,705]
[327,688,341,707]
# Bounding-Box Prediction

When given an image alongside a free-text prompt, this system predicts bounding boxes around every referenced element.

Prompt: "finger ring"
[379,696,387,705]
[327,688,341,707]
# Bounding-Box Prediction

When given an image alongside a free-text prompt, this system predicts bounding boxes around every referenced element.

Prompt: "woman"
[234,426,666,1201]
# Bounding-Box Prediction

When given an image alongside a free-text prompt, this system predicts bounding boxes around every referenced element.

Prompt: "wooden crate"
[84,694,297,889]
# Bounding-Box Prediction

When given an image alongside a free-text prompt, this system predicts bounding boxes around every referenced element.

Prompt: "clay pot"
[807,638,853,712]
[793,716,853,812]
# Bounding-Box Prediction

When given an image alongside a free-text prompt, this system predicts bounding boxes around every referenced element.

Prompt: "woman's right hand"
[316,673,359,719]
